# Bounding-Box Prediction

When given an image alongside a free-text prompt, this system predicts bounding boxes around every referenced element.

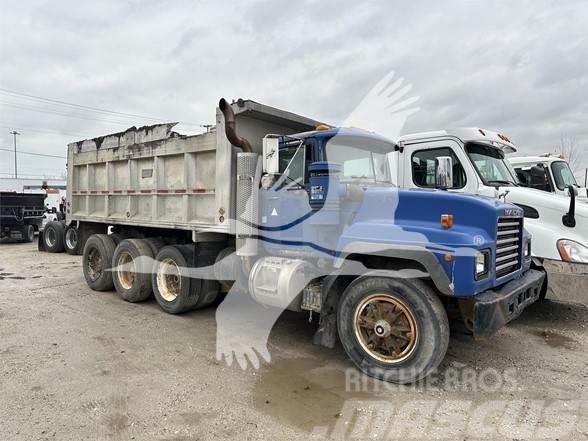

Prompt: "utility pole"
[9,130,20,179]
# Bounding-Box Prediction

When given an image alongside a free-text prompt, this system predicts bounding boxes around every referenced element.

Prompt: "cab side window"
[278,144,312,186]
[412,148,466,188]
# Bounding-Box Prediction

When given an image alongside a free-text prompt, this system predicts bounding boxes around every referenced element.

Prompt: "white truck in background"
[509,154,588,201]
[395,128,587,303]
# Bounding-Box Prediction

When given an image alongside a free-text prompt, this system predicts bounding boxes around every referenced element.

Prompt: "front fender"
[334,241,453,295]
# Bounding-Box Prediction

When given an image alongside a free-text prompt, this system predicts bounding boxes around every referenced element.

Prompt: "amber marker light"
[441,214,454,229]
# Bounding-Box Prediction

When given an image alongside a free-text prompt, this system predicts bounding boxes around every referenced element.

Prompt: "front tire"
[338,277,449,384]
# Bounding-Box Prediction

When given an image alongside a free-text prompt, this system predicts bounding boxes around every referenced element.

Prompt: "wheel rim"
[353,294,419,363]
[65,228,77,249]
[87,247,103,282]
[46,228,56,247]
[156,258,181,302]
[116,252,136,290]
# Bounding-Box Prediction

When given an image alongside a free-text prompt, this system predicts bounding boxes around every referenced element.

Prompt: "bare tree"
[555,134,581,173]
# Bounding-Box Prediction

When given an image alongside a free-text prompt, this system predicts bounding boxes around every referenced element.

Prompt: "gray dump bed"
[67,99,321,233]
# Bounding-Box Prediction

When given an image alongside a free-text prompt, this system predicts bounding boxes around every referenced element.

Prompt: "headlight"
[557,239,588,264]
[475,250,490,280]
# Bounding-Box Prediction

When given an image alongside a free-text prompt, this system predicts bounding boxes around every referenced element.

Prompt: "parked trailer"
[64,99,543,383]
[0,192,45,242]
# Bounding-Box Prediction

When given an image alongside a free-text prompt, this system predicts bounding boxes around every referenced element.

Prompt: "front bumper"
[467,269,545,338]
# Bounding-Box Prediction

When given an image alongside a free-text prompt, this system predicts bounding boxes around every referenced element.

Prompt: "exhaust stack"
[219,98,252,153]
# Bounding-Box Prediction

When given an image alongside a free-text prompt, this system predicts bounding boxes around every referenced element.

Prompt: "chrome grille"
[496,217,523,278]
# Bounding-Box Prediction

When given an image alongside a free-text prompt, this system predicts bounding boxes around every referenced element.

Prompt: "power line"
[0,88,201,128]
[0,88,169,122]
[0,101,149,126]
[0,147,66,159]
[0,123,89,138]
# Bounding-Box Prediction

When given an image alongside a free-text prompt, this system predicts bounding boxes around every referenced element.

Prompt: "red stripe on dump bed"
[192,188,207,193]
[140,189,151,194]
[158,189,169,193]
[174,189,186,193]
[126,190,136,193]
[113,190,123,194]
[101,191,109,194]
[90,191,98,194]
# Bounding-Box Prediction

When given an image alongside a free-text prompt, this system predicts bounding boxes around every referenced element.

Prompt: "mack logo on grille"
[504,208,522,217]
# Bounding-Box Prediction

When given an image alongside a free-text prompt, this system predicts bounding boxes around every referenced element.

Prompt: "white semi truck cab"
[396,128,588,301]
[509,154,588,201]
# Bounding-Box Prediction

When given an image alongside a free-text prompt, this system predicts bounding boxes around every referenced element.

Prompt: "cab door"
[260,141,314,244]
[399,138,479,194]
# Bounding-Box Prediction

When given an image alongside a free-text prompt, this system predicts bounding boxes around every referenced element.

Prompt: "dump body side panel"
[66,100,322,234]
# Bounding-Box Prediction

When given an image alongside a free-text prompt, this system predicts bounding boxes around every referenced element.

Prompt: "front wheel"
[338,277,449,384]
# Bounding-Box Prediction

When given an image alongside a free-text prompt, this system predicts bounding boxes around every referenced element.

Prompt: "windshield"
[324,141,392,183]
[466,143,519,186]
[551,161,578,190]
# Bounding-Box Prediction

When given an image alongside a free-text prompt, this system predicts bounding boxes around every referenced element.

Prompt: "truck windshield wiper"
[487,180,514,186]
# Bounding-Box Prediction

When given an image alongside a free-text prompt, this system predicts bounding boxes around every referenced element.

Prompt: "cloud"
[0,0,586,178]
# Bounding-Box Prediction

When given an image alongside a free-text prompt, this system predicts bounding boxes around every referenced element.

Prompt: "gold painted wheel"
[353,294,418,363]
[116,251,135,290]
[156,258,181,302]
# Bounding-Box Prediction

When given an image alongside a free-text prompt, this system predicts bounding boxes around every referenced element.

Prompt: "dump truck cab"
[253,127,542,336]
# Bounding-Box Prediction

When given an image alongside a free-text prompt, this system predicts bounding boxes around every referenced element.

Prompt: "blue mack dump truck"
[68,98,544,383]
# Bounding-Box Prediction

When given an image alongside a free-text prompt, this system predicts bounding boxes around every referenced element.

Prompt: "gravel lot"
[0,240,587,440]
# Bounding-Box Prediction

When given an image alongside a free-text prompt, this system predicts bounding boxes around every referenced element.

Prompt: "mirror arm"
[562,185,576,228]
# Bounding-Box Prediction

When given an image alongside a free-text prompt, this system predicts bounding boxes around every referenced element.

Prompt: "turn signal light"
[441,214,454,229]
[315,124,331,131]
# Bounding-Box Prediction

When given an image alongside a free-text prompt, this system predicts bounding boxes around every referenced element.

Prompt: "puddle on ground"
[531,330,579,349]
[253,357,373,432]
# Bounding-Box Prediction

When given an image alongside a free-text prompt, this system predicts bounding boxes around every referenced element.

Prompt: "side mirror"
[436,156,454,190]
[262,137,279,174]
[563,185,576,228]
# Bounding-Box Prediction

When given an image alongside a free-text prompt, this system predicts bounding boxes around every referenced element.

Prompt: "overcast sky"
[0,0,586,181]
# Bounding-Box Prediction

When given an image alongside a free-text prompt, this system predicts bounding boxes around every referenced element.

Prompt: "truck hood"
[490,186,588,221]
[478,185,588,260]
